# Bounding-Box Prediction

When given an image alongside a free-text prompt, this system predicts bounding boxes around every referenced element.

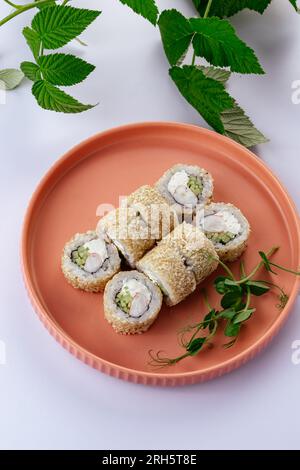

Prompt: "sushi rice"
[155,164,214,221]
[61,230,121,292]
[104,271,163,334]
[194,202,250,262]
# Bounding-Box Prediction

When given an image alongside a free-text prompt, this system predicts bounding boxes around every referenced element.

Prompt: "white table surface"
[0,0,299,450]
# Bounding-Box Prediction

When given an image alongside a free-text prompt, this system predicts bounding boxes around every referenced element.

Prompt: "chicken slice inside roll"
[194,202,250,262]
[104,271,163,334]
[155,164,214,221]
[61,230,121,292]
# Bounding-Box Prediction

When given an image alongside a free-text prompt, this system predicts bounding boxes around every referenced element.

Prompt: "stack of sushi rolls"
[61,230,121,292]
[97,185,177,268]
[194,202,250,262]
[104,271,163,334]
[61,163,251,336]
[136,222,219,307]
[155,164,214,221]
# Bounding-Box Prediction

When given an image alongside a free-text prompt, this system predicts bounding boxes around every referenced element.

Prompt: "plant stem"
[191,51,196,66]
[217,257,236,281]
[268,261,300,276]
[235,246,279,285]
[0,0,54,27]
[203,0,213,18]
[4,0,21,8]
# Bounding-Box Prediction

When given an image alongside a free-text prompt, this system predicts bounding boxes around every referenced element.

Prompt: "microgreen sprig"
[149,247,299,368]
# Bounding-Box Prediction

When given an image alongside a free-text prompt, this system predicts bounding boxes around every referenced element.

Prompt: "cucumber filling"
[187,175,203,196]
[205,231,236,245]
[72,246,89,267]
[115,286,132,314]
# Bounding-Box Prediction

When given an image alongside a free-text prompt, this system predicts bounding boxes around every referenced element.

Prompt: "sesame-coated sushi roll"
[155,164,213,220]
[159,222,219,284]
[97,207,155,268]
[194,202,250,262]
[61,231,121,292]
[126,185,178,239]
[137,241,197,307]
[104,271,163,335]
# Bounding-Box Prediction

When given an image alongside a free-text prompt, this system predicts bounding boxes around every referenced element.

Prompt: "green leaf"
[245,280,270,296]
[259,251,277,275]
[233,308,255,324]
[32,80,95,113]
[119,0,159,25]
[190,17,264,74]
[37,54,95,86]
[289,0,298,11]
[0,69,24,90]
[186,337,206,355]
[198,65,231,84]
[193,1,272,18]
[35,0,56,9]
[158,9,193,66]
[214,276,230,294]
[169,65,234,133]
[23,27,41,60]
[221,101,268,148]
[20,62,41,82]
[221,290,242,309]
[31,5,101,50]
[225,321,240,337]
[218,308,236,320]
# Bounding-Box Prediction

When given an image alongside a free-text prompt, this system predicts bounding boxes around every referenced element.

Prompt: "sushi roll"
[137,237,197,307]
[126,185,178,239]
[97,207,155,268]
[194,202,250,262]
[104,271,163,334]
[159,222,219,284]
[61,230,121,292]
[155,164,213,220]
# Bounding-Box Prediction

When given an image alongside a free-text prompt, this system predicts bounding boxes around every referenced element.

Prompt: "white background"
[0,0,299,450]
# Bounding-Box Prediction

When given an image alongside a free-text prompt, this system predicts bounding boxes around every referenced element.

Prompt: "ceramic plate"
[21,123,300,386]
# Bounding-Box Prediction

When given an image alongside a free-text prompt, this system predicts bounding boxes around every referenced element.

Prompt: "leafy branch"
[0,0,299,145]
[149,247,299,368]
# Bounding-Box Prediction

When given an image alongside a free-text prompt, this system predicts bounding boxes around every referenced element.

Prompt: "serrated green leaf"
[20,62,41,82]
[119,0,159,25]
[193,0,272,18]
[32,80,95,113]
[0,69,24,90]
[169,65,234,133]
[31,5,101,50]
[158,10,193,66]
[198,65,231,84]
[37,54,95,86]
[190,17,264,74]
[23,27,41,60]
[221,101,268,147]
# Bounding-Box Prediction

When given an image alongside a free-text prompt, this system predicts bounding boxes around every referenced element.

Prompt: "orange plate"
[21,123,300,386]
